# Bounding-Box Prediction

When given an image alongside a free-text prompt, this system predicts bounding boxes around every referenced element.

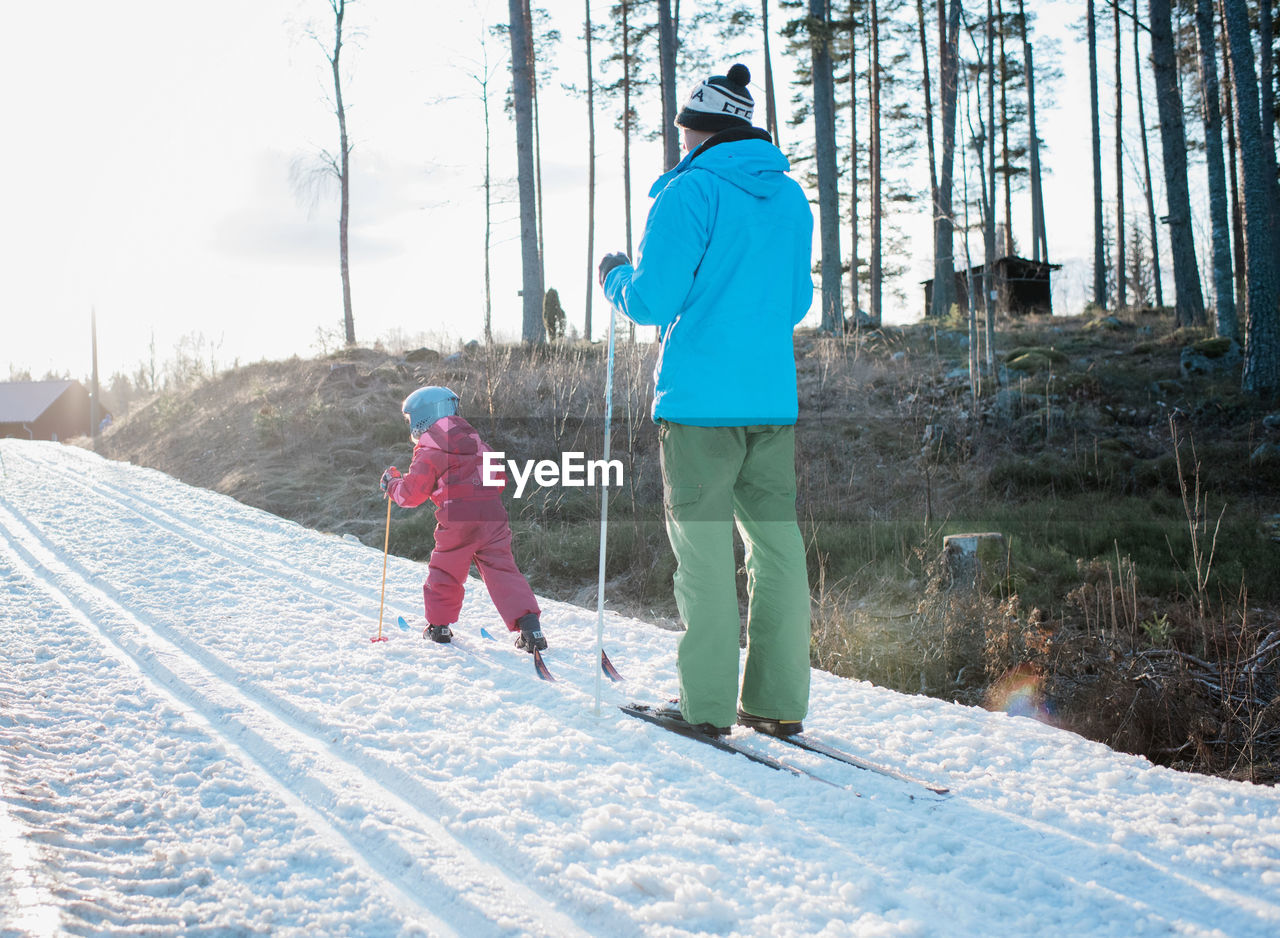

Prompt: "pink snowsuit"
[384,416,540,630]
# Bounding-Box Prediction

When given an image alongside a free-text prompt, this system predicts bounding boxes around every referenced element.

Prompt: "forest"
[453,0,1278,396]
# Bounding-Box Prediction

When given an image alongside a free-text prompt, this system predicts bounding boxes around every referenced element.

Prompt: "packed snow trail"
[2,439,1279,937]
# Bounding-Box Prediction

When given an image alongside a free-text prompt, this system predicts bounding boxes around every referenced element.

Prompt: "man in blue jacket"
[599,64,814,738]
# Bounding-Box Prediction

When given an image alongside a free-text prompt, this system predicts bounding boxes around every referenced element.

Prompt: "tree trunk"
[1194,0,1237,341]
[984,0,996,376]
[916,0,936,314]
[762,0,781,145]
[1088,0,1106,307]
[526,0,545,268]
[998,0,1013,257]
[870,0,882,327]
[622,0,635,343]
[1260,0,1276,185]
[1223,0,1280,396]
[1149,0,1207,327]
[658,0,679,171]
[1113,0,1126,309]
[931,0,961,320]
[1219,9,1247,313]
[508,0,545,343]
[1026,42,1046,260]
[584,0,597,342]
[849,1,861,320]
[482,44,494,345]
[329,0,355,346]
[811,0,845,333]
[1134,0,1163,308]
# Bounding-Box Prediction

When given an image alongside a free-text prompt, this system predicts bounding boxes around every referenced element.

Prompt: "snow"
[1,438,1278,937]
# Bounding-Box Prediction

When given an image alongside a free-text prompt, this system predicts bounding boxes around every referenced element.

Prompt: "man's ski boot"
[658,703,731,738]
[424,624,453,644]
[736,708,803,737]
[513,613,547,652]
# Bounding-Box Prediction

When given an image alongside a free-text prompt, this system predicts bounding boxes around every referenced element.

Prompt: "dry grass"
[90,313,1280,783]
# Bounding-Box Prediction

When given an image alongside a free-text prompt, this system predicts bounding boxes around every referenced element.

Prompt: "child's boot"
[513,613,547,652]
[424,624,453,643]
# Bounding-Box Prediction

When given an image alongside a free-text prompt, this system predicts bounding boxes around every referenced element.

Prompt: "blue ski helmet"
[402,386,459,441]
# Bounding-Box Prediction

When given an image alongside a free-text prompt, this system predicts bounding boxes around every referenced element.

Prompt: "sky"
[4,0,1129,383]
[3,435,1280,936]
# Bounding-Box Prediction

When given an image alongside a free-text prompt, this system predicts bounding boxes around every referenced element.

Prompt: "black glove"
[598,252,630,288]
[380,466,401,495]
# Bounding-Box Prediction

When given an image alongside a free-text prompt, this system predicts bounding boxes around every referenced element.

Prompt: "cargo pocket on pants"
[665,484,703,512]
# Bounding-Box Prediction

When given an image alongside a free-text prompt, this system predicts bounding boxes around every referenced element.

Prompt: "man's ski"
[751,731,949,795]
[620,705,838,786]
[600,649,623,682]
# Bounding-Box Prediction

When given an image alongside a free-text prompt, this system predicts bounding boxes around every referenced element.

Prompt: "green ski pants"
[659,421,812,728]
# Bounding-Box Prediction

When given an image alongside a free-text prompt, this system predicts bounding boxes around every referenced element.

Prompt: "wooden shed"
[923,256,1062,318]
[0,380,94,441]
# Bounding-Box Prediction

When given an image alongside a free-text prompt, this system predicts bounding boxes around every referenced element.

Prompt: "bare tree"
[298,0,358,346]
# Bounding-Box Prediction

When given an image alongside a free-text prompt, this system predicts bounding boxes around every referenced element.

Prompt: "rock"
[316,363,360,394]
[1251,442,1280,466]
[405,347,440,364]
[1180,339,1241,377]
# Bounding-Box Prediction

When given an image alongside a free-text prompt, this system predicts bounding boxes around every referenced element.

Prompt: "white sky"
[3,0,1140,382]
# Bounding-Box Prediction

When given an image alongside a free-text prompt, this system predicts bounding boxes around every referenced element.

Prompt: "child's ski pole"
[372,497,392,643]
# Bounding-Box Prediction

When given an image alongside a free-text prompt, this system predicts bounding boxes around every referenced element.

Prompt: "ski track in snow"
[1,438,1279,937]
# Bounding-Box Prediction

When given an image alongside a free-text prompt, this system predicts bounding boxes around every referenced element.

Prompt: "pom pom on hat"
[675,63,754,132]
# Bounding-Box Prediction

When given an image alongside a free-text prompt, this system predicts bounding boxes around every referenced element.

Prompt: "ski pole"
[372,496,392,643]
[594,304,617,714]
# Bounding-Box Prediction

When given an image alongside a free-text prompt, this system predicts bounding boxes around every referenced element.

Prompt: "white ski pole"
[594,303,617,716]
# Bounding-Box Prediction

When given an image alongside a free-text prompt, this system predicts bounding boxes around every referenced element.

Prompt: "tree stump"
[942,533,1008,592]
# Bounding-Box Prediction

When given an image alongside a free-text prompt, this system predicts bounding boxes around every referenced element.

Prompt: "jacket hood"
[420,415,480,456]
[648,128,791,200]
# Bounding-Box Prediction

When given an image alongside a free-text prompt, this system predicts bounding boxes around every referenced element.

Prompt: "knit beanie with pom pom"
[674,63,754,132]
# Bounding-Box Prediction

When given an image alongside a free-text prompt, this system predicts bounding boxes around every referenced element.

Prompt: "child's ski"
[532,648,555,681]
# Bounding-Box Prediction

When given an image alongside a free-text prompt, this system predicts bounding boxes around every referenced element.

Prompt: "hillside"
[89,313,1280,781]
[4,436,1280,936]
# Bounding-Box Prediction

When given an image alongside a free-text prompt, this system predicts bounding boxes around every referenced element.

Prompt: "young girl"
[381,386,545,651]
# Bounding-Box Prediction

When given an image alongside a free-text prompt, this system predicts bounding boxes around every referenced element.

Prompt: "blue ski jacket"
[602,129,813,426]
